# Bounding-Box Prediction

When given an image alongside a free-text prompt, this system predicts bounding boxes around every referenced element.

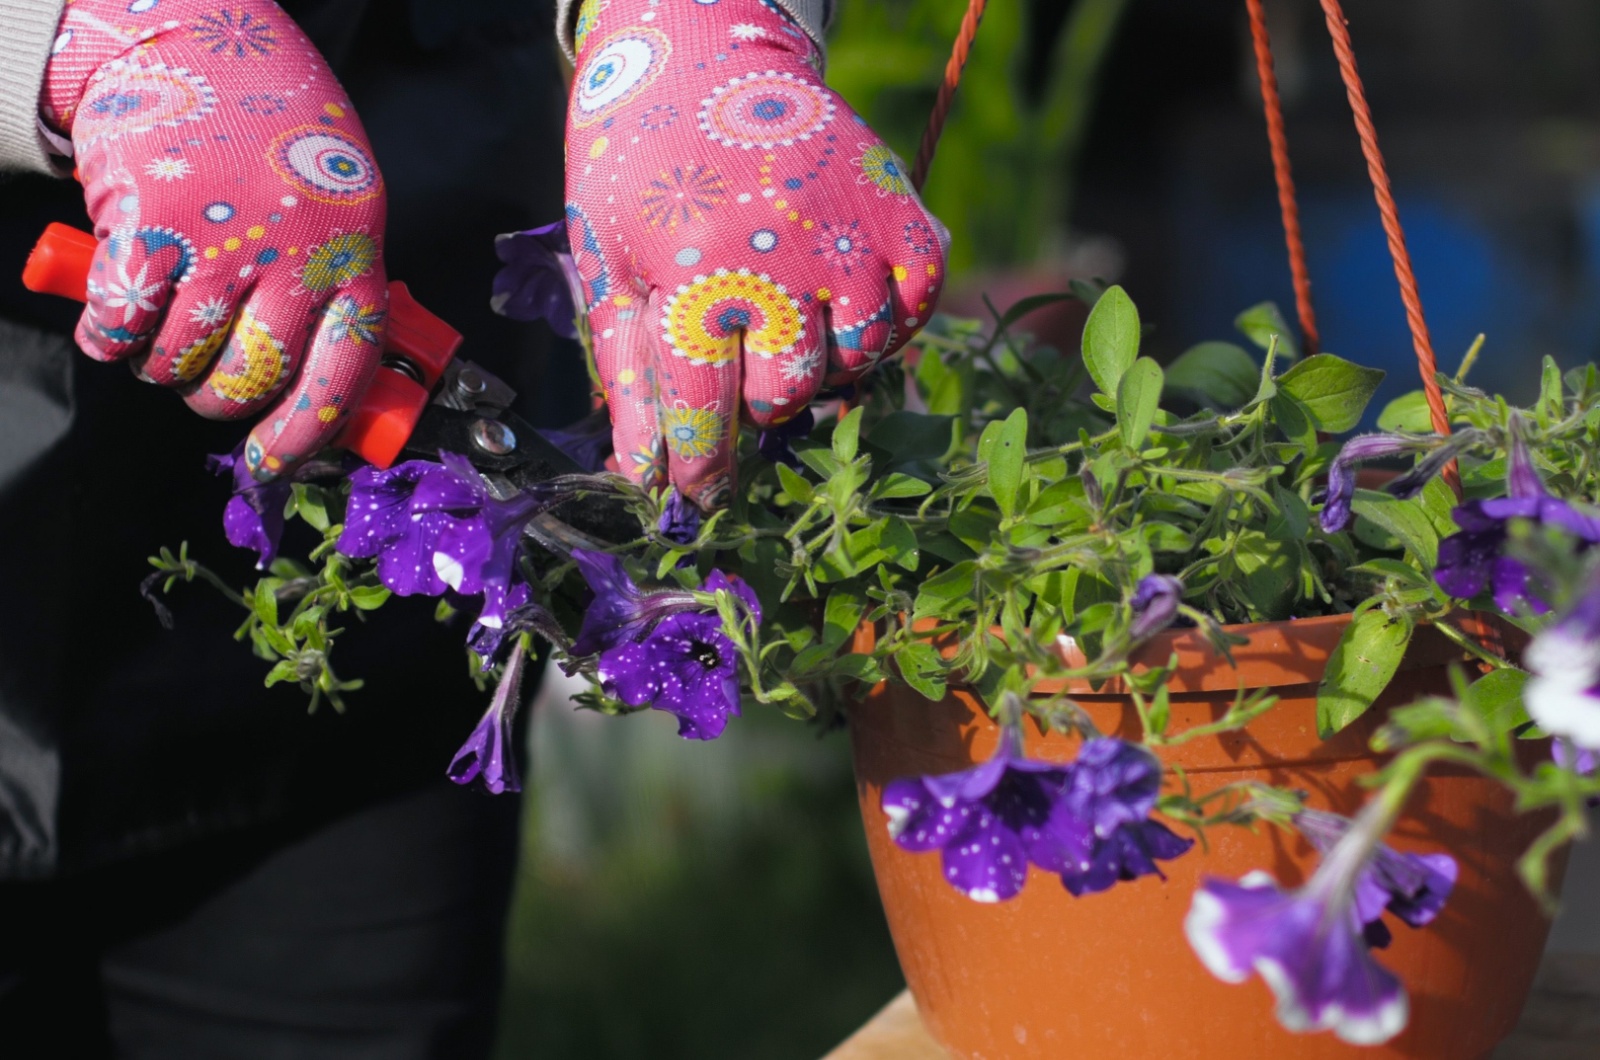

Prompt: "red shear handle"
[20,223,460,469]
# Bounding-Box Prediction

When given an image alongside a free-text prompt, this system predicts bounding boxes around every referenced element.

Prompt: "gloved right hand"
[41,0,389,482]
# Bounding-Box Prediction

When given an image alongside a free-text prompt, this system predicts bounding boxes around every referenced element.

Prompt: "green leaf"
[264,659,300,688]
[1376,390,1434,433]
[1026,479,1093,528]
[775,462,814,503]
[1164,342,1259,408]
[832,406,863,463]
[1277,354,1386,433]
[914,562,977,619]
[252,581,281,627]
[994,292,1075,334]
[347,585,391,610]
[822,589,865,649]
[882,514,921,571]
[1317,609,1413,735]
[871,472,933,500]
[948,506,1002,551]
[1349,558,1431,587]
[1235,302,1299,361]
[1082,284,1140,396]
[1141,520,1193,553]
[797,448,841,478]
[986,408,1028,519]
[895,641,948,701]
[1269,392,1318,452]
[1540,356,1563,417]
[1350,489,1440,566]
[1234,532,1298,620]
[1116,357,1163,450]
[1462,668,1531,733]
[292,484,330,532]
[866,411,955,466]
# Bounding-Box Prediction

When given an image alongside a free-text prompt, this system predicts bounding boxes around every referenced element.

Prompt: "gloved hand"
[565,0,949,507]
[41,0,388,482]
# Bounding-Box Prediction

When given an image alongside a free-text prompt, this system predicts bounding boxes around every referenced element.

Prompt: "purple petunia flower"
[1186,806,1458,1045]
[881,721,1077,903]
[1319,433,1433,533]
[1525,574,1600,750]
[757,407,815,469]
[538,408,614,473]
[1435,421,1600,614]
[1055,738,1193,896]
[658,489,702,547]
[490,222,581,339]
[208,445,290,568]
[336,453,562,644]
[597,611,743,740]
[447,644,528,794]
[1129,574,1184,641]
[881,730,1189,903]
[1187,872,1408,1045]
[569,550,758,657]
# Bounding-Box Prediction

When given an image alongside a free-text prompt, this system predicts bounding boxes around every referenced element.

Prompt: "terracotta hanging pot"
[848,614,1560,1060]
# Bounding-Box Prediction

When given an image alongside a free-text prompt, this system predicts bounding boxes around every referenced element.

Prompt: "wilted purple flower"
[658,490,702,547]
[490,221,581,339]
[208,445,290,568]
[1436,422,1600,614]
[1129,574,1184,641]
[448,645,528,795]
[597,611,743,740]
[757,407,815,469]
[1525,574,1600,750]
[1055,738,1193,896]
[569,551,758,657]
[1292,809,1457,947]
[1186,806,1458,1045]
[881,720,1076,903]
[1319,433,1433,533]
[538,408,614,473]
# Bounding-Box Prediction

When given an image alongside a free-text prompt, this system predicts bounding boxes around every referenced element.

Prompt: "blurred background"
[495,1,1600,1055]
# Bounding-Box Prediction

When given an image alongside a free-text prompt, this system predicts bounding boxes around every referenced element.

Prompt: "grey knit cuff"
[0,0,69,175]
[555,0,831,65]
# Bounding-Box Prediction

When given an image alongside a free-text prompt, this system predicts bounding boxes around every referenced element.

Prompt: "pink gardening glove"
[42,0,388,482]
[565,0,949,508]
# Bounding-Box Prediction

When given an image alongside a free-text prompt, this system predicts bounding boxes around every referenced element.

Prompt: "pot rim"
[865,612,1508,697]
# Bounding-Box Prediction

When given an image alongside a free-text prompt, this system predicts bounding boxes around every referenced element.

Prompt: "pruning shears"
[21,223,630,549]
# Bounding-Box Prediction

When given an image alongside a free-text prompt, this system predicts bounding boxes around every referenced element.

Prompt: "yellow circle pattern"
[662,269,804,365]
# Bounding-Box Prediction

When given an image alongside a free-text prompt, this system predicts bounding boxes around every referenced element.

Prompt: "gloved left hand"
[41,0,389,482]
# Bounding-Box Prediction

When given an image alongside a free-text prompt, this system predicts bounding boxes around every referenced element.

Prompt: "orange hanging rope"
[1315,0,1458,491]
[912,0,989,193]
[1244,0,1319,356]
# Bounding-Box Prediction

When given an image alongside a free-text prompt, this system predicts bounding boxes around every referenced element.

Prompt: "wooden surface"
[821,992,946,1060]
[827,953,1600,1060]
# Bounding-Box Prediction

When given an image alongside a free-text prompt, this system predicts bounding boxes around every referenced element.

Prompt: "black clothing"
[0,0,573,879]
[0,778,522,1059]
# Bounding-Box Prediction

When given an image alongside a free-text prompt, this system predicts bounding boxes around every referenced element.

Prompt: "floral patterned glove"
[42,0,389,482]
[565,0,949,507]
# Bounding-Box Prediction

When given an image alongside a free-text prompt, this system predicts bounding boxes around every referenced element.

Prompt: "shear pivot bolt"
[470,418,516,456]
[455,366,488,398]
